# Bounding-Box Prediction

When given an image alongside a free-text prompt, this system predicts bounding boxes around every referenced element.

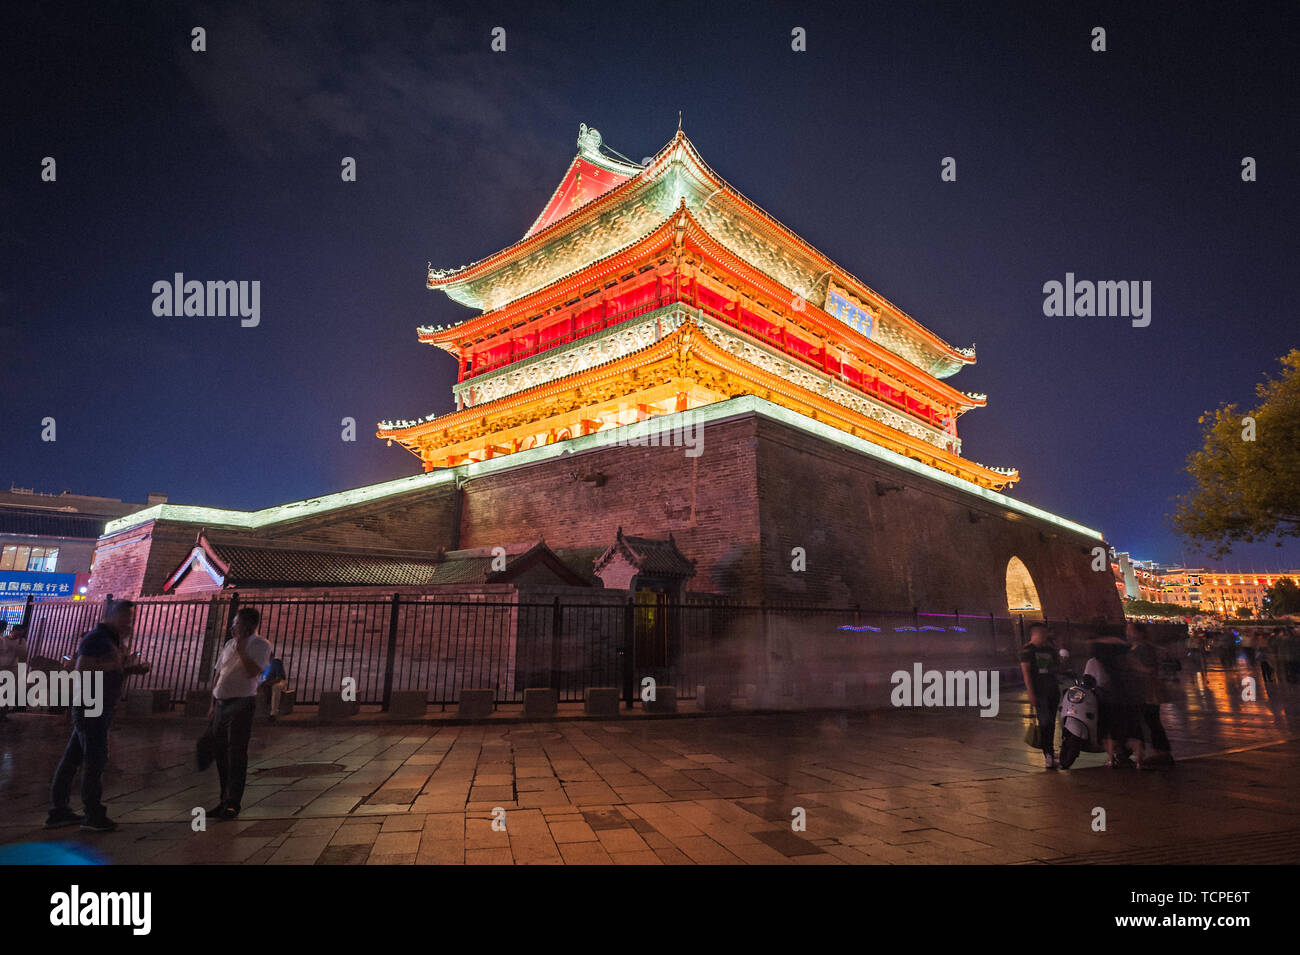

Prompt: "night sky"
[4,1,1297,570]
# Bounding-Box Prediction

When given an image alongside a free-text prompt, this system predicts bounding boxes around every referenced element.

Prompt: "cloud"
[177,3,558,182]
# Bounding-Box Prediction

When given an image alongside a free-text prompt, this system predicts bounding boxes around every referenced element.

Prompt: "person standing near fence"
[0,623,29,720]
[46,600,150,832]
[260,656,287,719]
[206,607,271,821]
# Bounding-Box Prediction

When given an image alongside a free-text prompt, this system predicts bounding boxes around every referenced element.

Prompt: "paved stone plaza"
[2,668,1298,864]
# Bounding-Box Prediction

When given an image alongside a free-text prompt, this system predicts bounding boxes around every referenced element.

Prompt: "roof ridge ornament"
[577,123,603,159]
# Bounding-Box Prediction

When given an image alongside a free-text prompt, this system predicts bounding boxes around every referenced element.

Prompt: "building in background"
[1118,556,1299,616]
[1198,571,1300,616]
[1110,551,1140,600]
[0,487,162,623]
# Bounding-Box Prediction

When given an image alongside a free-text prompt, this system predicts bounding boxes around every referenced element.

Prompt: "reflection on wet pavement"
[0,663,1296,864]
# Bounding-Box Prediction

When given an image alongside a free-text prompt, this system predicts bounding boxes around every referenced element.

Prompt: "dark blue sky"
[3,0,1297,570]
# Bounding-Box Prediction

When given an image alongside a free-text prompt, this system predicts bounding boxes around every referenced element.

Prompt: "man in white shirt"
[206,607,271,820]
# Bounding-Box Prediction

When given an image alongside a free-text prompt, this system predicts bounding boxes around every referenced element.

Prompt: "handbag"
[195,728,215,772]
[1024,707,1042,748]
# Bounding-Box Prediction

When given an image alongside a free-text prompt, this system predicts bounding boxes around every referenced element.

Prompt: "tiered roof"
[424,127,976,380]
[382,125,1016,488]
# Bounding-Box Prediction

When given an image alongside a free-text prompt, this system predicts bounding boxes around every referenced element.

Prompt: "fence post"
[549,596,563,694]
[622,596,635,709]
[381,592,400,712]
[224,591,240,636]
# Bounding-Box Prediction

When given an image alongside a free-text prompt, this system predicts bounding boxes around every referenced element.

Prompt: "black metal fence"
[17,591,1146,710]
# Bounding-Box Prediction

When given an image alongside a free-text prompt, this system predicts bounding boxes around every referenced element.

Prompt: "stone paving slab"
[3,668,1299,864]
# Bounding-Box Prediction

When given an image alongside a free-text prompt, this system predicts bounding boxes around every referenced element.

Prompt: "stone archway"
[1006,556,1044,619]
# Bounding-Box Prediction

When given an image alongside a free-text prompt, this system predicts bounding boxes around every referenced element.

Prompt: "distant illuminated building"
[1127,561,1299,615]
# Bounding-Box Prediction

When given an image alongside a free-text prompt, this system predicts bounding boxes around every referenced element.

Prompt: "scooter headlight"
[1066,688,1085,704]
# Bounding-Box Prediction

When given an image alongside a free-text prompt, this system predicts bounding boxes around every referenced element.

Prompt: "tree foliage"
[1264,578,1300,617]
[1122,599,1198,617]
[1172,350,1300,558]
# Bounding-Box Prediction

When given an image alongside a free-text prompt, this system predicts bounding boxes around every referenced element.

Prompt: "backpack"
[261,657,286,684]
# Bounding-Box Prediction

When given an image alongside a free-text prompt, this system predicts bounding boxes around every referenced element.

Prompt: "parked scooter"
[1057,672,1104,768]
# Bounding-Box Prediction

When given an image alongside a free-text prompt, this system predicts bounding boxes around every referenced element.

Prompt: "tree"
[1172,349,1300,558]
[1264,578,1300,617]
[1122,599,1198,618]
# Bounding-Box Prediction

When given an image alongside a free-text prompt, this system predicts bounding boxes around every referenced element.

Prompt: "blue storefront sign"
[825,285,874,338]
[0,571,76,600]
[1,572,76,623]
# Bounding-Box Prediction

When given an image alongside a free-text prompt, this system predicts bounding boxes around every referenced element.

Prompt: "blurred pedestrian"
[1084,640,1114,746]
[1284,628,1300,685]
[1185,629,1206,676]
[1128,622,1173,766]
[1019,623,1062,770]
[1218,631,1237,669]
[0,623,29,720]
[1258,631,1276,684]
[1098,638,1147,769]
[1241,629,1257,666]
[46,600,150,831]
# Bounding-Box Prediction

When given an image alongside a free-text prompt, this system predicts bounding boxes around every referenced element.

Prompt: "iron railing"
[17,592,1150,710]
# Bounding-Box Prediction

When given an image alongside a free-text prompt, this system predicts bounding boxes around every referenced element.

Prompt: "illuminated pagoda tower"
[85,123,1118,619]
[378,125,1018,491]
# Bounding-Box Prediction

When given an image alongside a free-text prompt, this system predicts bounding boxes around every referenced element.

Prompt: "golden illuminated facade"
[378,125,1018,490]
[1136,567,1300,615]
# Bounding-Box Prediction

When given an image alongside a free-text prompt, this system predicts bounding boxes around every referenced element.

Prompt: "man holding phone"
[206,607,271,820]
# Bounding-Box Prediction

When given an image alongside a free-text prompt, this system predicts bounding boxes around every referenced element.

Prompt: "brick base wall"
[87,409,1121,621]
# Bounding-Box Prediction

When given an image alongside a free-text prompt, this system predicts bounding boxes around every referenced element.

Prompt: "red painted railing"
[460,291,950,434]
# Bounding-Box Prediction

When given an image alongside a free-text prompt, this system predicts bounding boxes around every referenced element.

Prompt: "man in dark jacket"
[45,600,150,832]
[1019,623,1062,769]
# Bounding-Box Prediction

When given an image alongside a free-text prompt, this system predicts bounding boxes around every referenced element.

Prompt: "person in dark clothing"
[0,623,29,720]
[1218,631,1237,669]
[1097,637,1147,769]
[1259,631,1276,684]
[1019,623,1062,769]
[1128,622,1173,765]
[1283,628,1300,685]
[46,600,150,831]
